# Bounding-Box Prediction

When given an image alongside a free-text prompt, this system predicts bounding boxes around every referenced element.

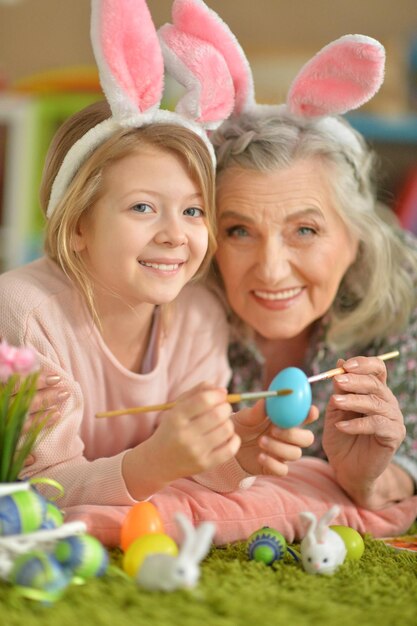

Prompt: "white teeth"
[254,287,302,301]
[140,261,180,271]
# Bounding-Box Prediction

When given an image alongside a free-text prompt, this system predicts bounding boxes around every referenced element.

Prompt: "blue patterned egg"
[247,527,287,565]
[266,367,312,428]
[0,488,47,535]
[54,534,109,578]
[9,551,70,603]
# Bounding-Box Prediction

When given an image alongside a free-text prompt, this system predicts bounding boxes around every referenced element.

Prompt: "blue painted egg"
[247,527,287,565]
[54,534,109,578]
[9,551,70,603]
[0,489,47,535]
[266,367,312,428]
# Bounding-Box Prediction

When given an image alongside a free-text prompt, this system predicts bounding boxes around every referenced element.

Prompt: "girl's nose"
[153,216,188,247]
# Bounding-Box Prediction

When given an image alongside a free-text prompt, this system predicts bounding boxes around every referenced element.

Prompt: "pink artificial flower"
[13,346,38,375]
[0,339,38,381]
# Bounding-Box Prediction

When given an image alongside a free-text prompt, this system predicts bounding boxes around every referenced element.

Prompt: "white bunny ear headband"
[165,0,385,151]
[46,0,240,218]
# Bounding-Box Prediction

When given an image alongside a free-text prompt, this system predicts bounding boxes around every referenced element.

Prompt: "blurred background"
[1,0,417,271]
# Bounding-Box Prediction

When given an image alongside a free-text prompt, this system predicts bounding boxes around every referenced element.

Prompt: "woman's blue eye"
[226,225,249,238]
[297,226,316,236]
[132,203,153,213]
[184,207,204,217]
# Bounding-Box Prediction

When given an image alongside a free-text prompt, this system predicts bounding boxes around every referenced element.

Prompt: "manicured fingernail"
[333,394,347,403]
[334,375,348,383]
[46,375,61,385]
[57,391,69,401]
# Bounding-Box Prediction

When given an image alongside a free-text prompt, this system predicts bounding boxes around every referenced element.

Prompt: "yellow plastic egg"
[122,533,178,577]
[120,502,164,552]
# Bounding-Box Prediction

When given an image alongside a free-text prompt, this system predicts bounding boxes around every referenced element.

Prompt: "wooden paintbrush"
[95,350,399,418]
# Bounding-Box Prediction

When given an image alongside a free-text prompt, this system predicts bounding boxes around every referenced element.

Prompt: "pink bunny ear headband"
[46,0,241,218]
[157,0,385,154]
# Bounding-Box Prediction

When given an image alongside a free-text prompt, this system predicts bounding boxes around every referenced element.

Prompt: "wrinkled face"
[74,145,209,310]
[215,159,358,340]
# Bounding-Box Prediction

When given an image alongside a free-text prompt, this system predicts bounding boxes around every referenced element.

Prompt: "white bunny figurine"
[299,505,347,575]
[136,513,215,592]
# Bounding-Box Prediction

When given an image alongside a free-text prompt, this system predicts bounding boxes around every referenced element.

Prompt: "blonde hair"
[211,110,417,351]
[40,100,217,324]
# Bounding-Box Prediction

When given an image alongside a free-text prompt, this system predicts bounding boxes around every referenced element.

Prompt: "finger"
[268,425,315,448]
[342,356,388,382]
[335,413,406,441]
[333,371,391,400]
[28,389,69,414]
[173,386,228,421]
[206,432,241,466]
[302,405,319,426]
[332,392,399,420]
[197,411,235,445]
[259,436,303,462]
[22,410,61,434]
[258,453,290,477]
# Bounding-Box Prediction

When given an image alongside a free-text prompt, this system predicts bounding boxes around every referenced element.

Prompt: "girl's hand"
[322,356,407,506]
[233,400,318,476]
[22,374,67,467]
[123,382,240,498]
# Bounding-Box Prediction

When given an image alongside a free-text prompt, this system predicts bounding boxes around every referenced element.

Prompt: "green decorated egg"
[247,527,287,565]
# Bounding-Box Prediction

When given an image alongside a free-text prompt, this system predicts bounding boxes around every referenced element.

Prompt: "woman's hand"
[322,355,410,507]
[232,400,318,476]
[122,383,241,499]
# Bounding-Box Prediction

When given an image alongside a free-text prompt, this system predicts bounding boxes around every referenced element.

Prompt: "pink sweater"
[0,257,252,506]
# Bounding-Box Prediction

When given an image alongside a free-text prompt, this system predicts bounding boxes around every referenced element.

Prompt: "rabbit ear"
[190,522,216,563]
[159,0,255,123]
[158,23,235,129]
[300,511,317,545]
[91,0,164,121]
[175,513,196,556]
[174,514,215,563]
[316,505,340,543]
[287,34,385,117]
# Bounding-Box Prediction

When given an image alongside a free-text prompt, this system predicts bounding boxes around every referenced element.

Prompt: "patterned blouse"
[228,244,417,485]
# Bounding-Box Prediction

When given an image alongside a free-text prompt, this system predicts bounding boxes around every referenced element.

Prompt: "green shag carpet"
[1,529,417,626]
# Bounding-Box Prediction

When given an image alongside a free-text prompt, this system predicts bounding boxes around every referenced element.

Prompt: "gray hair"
[211,109,417,351]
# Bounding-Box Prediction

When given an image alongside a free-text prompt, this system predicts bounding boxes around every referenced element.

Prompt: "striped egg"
[54,534,109,578]
[247,527,287,565]
[0,488,47,535]
[9,551,70,603]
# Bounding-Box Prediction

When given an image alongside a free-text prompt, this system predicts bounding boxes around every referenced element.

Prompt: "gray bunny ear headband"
[47,0,245,218]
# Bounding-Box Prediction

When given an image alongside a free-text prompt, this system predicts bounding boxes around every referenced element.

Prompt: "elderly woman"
[210,107,417,510]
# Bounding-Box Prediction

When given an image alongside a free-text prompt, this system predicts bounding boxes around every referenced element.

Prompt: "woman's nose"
[153,216,188,247]
[255,237,291,283]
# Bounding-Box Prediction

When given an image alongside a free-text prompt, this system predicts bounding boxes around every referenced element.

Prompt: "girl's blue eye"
[226,225,249,238]
[184,207,204,217]
[132,203,153,213]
